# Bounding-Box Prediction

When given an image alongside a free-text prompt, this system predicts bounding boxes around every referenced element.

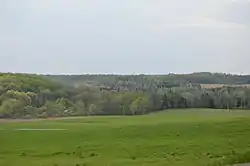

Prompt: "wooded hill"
[46,72,250,87]
[1,72,250,119]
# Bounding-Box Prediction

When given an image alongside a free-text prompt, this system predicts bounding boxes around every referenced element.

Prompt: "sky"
[0,0,250,74]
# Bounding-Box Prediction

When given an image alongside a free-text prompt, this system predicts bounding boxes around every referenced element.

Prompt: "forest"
[1,72,250,118]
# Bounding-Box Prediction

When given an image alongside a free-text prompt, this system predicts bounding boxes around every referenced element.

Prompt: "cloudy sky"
[0,0,250,74]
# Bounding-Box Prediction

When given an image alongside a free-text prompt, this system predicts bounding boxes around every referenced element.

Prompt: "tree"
[161,93,169,109]
[2,73,250,119]
[26,92,37,106]
[87,104,98,116]
[0,99,24,118]
[44,101,65,117]
[130,96,150,115]
[5,90,31,106]
[75,100,86,116]
[23,106,38,118]
[74,85,101,109]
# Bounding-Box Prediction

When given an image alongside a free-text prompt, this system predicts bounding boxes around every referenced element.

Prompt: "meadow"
[1,109,250,166]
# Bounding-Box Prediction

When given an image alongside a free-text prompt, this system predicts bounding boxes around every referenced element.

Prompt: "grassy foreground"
[1,109,250,166]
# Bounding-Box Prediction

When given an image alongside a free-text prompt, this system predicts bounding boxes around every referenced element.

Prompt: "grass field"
[1,109,250,166]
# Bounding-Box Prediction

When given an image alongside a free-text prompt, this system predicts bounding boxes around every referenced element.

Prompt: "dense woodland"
[1,72,250,118]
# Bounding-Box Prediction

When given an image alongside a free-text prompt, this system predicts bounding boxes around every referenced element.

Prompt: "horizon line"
[1,71,249,76]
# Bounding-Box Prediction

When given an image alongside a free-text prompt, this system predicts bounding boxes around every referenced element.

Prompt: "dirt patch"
[0,118,45,123]
[0,117,81,123]
[14,128,67,131]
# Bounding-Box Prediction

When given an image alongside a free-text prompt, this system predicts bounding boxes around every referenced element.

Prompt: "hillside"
[1,72,250,119]
[46,72,250,88]
[1,109,250,166]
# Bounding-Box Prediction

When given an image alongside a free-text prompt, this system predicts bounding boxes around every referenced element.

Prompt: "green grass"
[1,109,250,166]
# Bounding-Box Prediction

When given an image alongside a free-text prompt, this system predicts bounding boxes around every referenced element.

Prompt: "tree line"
[1,73,250,119]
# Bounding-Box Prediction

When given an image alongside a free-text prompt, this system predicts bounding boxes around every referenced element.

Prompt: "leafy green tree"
[5,90,31,106]
[2,73,250,118]
[44,101,65,117]
[0,99,23,118]
[23,106,39,118]
[87,104,98,116]
[130,96,150,115]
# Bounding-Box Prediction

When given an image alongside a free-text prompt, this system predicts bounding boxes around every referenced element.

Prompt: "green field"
[1,109,250,166]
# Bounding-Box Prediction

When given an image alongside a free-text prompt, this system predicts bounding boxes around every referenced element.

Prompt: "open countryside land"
[2,73,250,166]
[2,0,250,165]
[1,109,250,166]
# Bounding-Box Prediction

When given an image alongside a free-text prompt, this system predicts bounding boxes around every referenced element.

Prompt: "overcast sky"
[0,0,250,74]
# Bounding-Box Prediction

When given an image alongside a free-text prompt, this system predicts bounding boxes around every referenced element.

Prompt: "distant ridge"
[42,72,250,86]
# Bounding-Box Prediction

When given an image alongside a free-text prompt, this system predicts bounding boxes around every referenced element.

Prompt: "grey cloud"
[214,0,250,26]
[0,0,249,74]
